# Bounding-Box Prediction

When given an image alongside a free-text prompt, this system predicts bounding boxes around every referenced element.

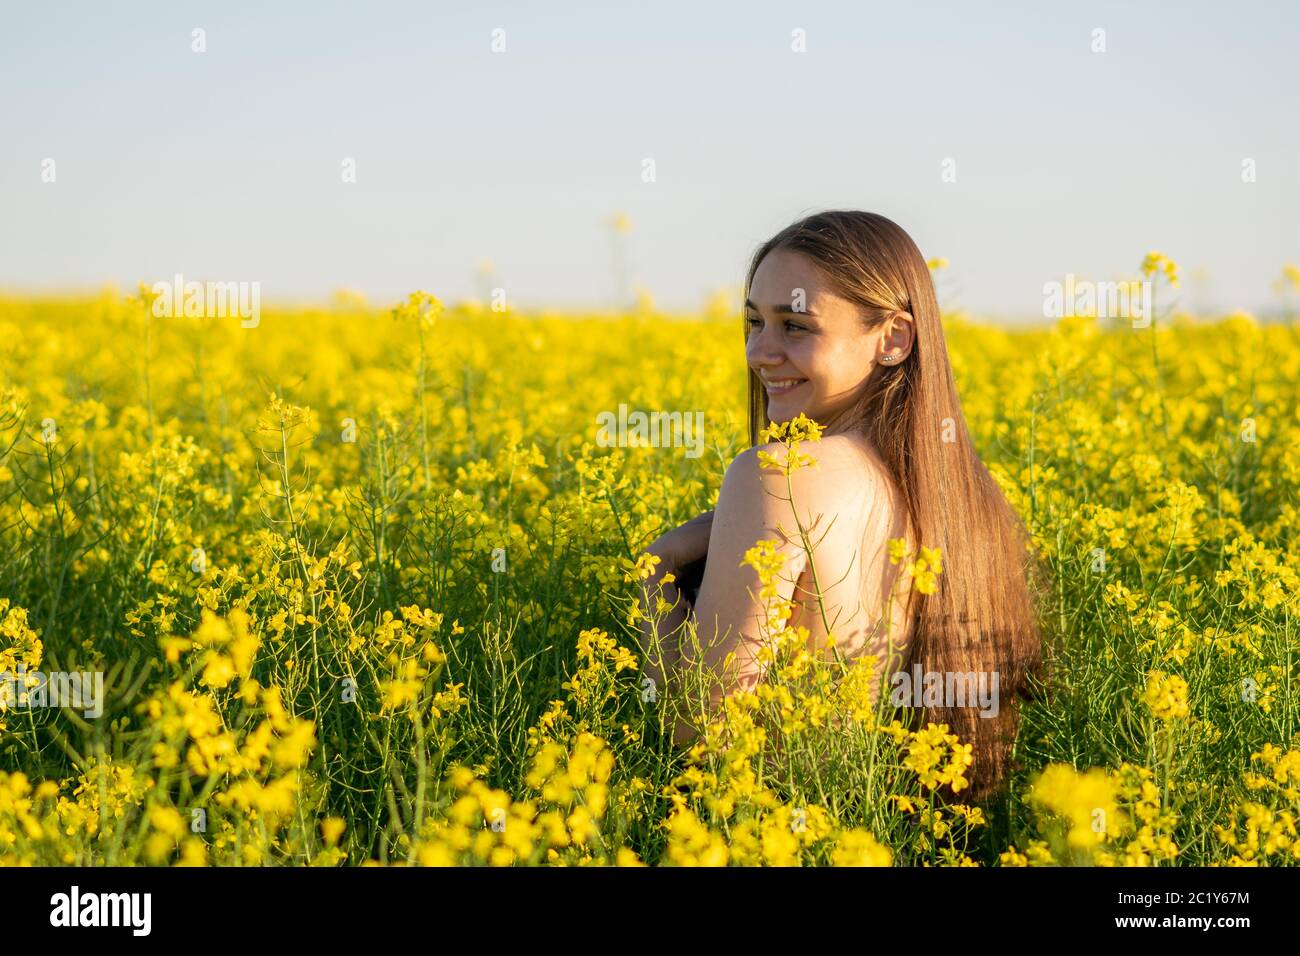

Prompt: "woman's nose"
[746,325,783,366]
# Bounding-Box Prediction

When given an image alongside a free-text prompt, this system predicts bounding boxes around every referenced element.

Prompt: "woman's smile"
[762,376,808,396]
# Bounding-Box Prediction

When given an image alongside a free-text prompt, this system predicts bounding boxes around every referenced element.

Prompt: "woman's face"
[745,248,904,428]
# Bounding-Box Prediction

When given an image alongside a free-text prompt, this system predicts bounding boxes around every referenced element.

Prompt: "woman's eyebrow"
[744,299,818,317]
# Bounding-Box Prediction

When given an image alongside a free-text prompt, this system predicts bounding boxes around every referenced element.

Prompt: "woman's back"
[781,430,918,695]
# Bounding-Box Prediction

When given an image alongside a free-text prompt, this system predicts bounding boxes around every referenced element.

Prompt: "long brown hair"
[743,210,1050,805]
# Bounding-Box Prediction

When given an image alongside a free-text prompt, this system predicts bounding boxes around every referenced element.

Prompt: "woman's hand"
[646,510,714,570]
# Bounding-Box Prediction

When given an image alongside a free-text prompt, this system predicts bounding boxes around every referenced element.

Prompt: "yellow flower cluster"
[411,732,626,866]
[1006,762,1179,866]
[1140,251,1180,287]
[904,723,973,792]
[1143,670,1190,721]
[391,290,444,327]
[1214,799,1300,864]
[1026,763,1123,854]
[0,600,43,731]
[2,284,1298,867]
[757,412,825,473]
[888,538,944,595]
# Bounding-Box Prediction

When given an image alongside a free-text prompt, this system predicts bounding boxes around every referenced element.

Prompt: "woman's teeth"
[765,378,806,395]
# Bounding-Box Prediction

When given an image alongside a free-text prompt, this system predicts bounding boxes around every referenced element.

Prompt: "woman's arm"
[668,446,818,747]
[635,511,714,699]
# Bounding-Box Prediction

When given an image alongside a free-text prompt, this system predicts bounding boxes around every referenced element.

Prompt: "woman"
[636,210,1047,805]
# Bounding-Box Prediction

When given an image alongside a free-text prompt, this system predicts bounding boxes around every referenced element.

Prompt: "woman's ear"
[882,311,915,359]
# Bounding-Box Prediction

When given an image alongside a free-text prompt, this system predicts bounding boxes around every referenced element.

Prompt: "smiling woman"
[744,249,915,434]
[636,209,1049,805]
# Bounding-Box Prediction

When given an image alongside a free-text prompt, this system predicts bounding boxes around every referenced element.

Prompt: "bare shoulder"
[725,432,884,493]
[720,433,888,531]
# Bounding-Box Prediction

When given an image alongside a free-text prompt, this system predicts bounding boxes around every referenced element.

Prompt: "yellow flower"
[758,412,824,446]
[1029,764,1123,853]
[1281,264,1300,293]
[321,817,346,846]
[623,551,662,583]
[1143,670,1189,721]
[888,541,943,594]
[391,290,443,326]
[200,653,235,689]
[148,805,186,840]
[270,718,317,770]
[1140,251,1179,287]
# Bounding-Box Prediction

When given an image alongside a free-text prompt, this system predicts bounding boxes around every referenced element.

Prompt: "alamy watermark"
[50,886,151,936]
[1043,275,1153,328]
[0,666,103,719]
[150,273,261,328]
[889,666,1001,718]
[595,404,705,458]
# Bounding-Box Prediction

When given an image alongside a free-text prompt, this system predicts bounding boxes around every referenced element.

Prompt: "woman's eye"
[745,316,806,332]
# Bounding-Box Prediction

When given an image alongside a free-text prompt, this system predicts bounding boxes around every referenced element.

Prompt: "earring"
[881,354,898,363]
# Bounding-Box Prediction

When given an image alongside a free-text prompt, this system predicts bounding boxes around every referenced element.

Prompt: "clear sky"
[2,0,1296,322]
